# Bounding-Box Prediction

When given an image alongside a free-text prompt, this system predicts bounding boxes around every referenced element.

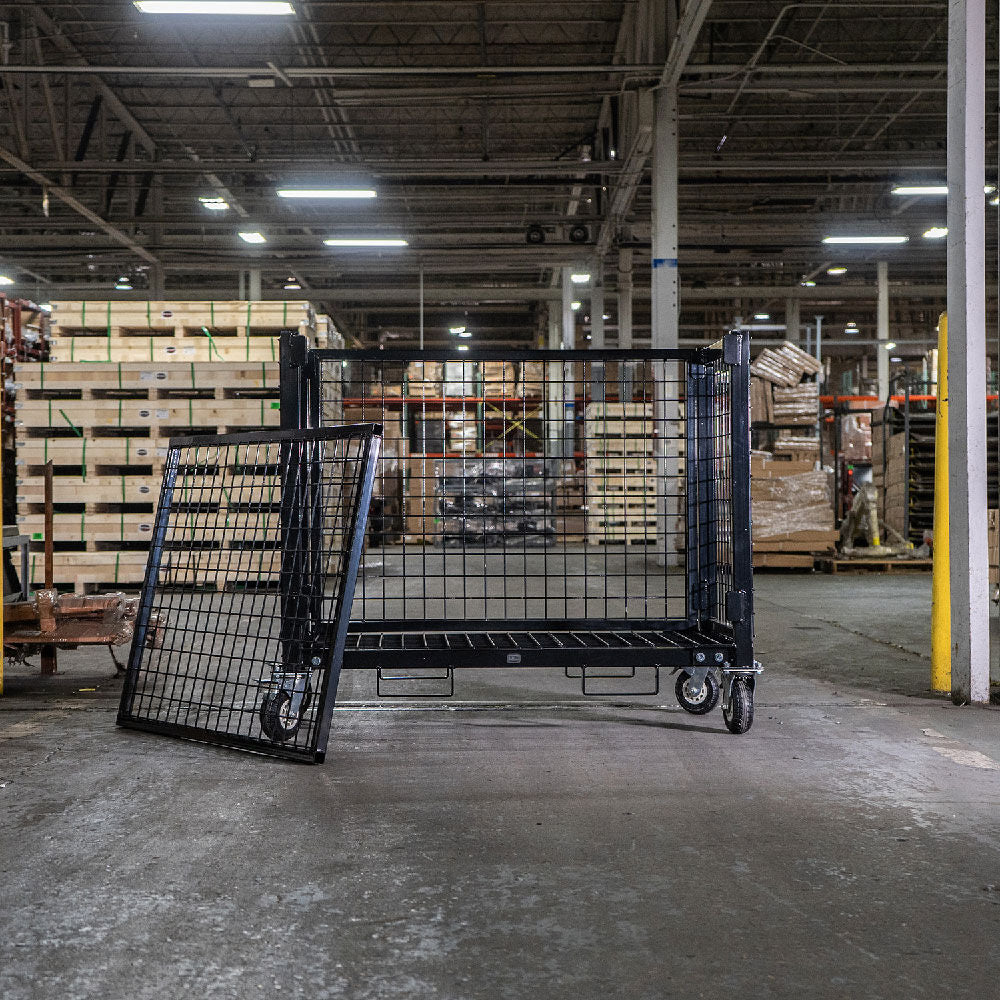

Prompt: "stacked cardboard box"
[481,360,517,397]
[405,361,443,398]
[751,455,837,568]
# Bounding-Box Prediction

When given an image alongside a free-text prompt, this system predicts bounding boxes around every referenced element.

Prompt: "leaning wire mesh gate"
[283,332,759,733]
[117,425,381,762]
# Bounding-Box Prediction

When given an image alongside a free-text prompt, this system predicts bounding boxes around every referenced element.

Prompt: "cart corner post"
[930,312,950,693]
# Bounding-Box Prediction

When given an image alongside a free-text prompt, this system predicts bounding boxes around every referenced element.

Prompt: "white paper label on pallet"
[155,409,169,420]
[140,371,154,381]
[157,448,168,457]
[182,347,195,355]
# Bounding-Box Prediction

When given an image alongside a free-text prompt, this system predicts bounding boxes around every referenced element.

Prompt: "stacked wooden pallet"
[584,401,658,544]
[14,300,328,593]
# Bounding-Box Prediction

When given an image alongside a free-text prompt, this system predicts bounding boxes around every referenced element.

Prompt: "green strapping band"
[247,302,252,329]
[81,511,86,543]
[201,326,221,361]
[149,337,153,362]
[39,362,44,390]
[81,440,86,482]
[190,361,195,389]
[118,399,123,428]
[282,302,288,325]
[120,511,124,542]
[81,301,86,327]
[261,361,267,389]
[147,301,152,328]
[120,476,125,503]
[114,552,120,584]
[210,302,215,327]
[188,398,193,425]
[106,302,112,362]
[57,407,83,437]
[270,338,275,361]
[117,362,122,390]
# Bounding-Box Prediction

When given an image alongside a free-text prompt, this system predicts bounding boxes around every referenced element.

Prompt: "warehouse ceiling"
[0,0,996,350]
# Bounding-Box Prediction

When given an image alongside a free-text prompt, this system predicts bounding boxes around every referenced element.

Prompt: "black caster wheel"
[723,677,754,734]
[675,670,720,715]
[259,689,305,743]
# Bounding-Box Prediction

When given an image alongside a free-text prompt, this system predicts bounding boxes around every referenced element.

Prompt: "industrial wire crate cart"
[117,424,382,762]
[282,330,760,734]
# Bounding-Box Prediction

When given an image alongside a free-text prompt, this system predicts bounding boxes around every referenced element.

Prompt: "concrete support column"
[650,86,679,349]
[650,86,680,564]
[946,0,990,704]
[591,263,605,349]
[785,297,800,347]
[249,268,262,301]
[561,265,575,350]
[877,261,890,401]
[618,248,633,348]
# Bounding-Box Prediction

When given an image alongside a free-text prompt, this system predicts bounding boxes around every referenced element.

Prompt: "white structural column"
[876,261,890,401]
[618,248,633,348]
[591,263,605,349]
[248,268,262,301]
[561,265,576,349]
[785,298,800,347]
[651,83,680,564]
[650,86,679,348]
[946,0,990,704]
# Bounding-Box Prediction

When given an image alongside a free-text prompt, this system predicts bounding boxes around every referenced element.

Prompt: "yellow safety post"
[930,312,950,692]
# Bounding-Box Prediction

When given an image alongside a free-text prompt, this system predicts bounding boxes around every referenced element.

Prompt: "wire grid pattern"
[118,427,377,758]
[318,351,695,627]
[691,358,735,624]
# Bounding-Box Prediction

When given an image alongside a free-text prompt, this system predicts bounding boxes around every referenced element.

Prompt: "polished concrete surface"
[2,573,999,998]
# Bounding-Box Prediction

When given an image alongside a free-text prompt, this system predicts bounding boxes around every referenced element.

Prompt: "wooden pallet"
[15,361,279,397]
[48,337,286,363]
[16,397,281,431]
[816,556,933,574]
[16,436,170,471]
[586,456,657,475]
[583,401,652,419]
[752,553,816,570]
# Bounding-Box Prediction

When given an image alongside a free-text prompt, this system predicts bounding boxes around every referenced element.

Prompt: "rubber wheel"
[675,670,721,715]
[723,677,754,735]
[259,690,303,743]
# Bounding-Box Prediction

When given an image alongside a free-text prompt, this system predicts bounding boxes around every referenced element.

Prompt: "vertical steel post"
[651,84,680,563]
[560,267,576,463]
[931,313,951,692]
[591,263,605,403]
[877,261,890,402]
[419,266,424,350]
[946,0,990,704]
[727,332,754,668]
[617,248,633,348]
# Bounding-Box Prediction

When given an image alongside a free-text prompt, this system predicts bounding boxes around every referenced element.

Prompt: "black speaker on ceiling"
[568,224,590,244]
[526,224,545,245]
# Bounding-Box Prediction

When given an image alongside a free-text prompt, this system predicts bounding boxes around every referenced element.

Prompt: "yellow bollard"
[930,312,950,692]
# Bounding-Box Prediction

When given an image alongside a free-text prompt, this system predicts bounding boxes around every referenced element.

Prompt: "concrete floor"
[2,572,1000,998]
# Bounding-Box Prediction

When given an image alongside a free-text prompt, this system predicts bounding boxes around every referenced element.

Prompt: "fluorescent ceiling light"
[800,280,816,287]
[570,272,591,284]
[827,266,847,275]
[753,313,770,320]
[457,345,469,352]
[883,341,897,351]
[458,330,472,339]
[891,184,994,195]
[239,231,267,244]
[324,238,408,247]
[571,300,582,311]
[602,313,610,320]
[134,2,295,14]
[991,197,1000,207]
[115,277,133,290]
[0,275,13,286]
[822,236,908,245]
[923,227,948,239]
[39,303,52,312]
[278,188,377,199]
[449,325,466,335]
[199,196,229,210]
[284,282,301,290]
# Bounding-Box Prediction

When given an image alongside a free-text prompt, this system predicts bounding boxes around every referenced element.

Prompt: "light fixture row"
[237,232,408,247]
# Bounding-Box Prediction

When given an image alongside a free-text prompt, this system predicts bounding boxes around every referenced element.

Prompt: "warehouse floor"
[2,574,999,999]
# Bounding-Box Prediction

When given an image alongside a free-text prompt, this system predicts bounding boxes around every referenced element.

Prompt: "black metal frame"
[280,332,757,716]
[117,424,381,762]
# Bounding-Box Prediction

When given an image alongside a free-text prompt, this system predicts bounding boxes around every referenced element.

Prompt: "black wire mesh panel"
[117,425,381,762]
[285,339,755,692]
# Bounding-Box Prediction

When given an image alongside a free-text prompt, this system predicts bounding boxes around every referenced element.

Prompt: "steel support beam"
[561,266,575,349]
[876,262,890,400]
[591,264,605,349]
[946,0,990,705]
[0,145,156,265]
[618,249,633,347]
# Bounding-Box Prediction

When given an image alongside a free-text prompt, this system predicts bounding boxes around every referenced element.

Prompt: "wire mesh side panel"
[117,426,380,762]
[311,350,691,630]
[689,333,754,666]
